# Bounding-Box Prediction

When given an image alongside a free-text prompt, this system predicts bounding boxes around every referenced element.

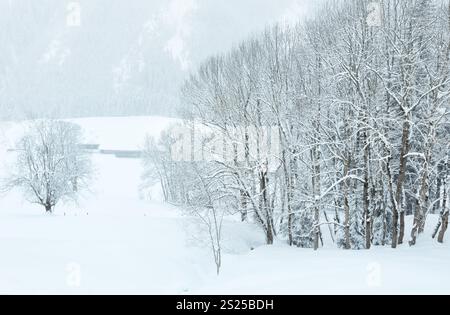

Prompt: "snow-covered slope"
[0,116,449,294]
[0,159,208,294]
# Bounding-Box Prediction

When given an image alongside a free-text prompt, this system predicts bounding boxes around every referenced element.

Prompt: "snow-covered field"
[0,117,449,295]
[197,215,450,295]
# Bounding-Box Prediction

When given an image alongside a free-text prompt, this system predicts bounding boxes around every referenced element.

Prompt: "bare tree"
[433,155,449,243]
[186,163,232,275]
[3,120,91,213]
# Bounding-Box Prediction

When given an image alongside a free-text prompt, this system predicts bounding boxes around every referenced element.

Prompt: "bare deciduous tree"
[3,120,92,213]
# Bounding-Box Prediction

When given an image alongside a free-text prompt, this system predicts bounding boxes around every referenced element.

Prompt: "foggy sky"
[0,0,320,119]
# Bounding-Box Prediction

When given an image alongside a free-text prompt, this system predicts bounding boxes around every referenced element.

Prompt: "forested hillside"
[0,0,313,120]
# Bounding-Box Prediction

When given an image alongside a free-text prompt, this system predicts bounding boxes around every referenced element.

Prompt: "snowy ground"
[0,117,449,295]
[196,215,450,295]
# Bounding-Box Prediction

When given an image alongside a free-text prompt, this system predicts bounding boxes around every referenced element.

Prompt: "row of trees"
[145,0,450,251]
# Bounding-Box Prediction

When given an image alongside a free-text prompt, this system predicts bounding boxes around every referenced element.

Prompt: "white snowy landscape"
[0,0,449,296]
[0,117,449,295]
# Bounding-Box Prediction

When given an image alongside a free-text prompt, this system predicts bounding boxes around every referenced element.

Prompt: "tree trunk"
[241,190,249,222]
[241,123,251,222]
[233,139,248,222]
[438,211,449,243]
[382,193,387,246]
[259,163,273,245]
[438,176,448,243]
[266,219,274,245]
[385,156,399,248]
[72,177,78,192]
[343,158,351,250]
[433,162,444,213]
[282,145,294,246]
[396,119,411,245]
[45,204,53,213]
[312,146,321,251]
[363,131,371,249]
[410,161,429,246]
[286,188,293,246]
[399,211,405,245]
